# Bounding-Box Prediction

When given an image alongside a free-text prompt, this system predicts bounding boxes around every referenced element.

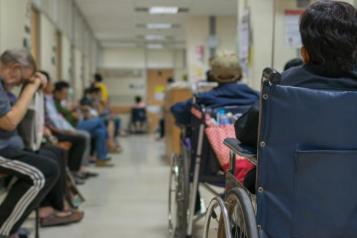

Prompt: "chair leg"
[35,208,40,238]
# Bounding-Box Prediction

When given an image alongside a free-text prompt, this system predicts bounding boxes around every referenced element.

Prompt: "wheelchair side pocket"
[292,150,357,238]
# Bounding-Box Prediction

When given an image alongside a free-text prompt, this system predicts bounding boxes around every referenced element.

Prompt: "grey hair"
[0,49,36,71]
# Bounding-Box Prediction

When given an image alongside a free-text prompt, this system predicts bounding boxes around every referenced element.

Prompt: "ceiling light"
[147,44,164,49]
[145,35,166,41]
[147,23,173,29]
[149,7,178,15]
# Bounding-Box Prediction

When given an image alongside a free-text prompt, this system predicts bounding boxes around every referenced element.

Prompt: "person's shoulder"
[281,65,310,85]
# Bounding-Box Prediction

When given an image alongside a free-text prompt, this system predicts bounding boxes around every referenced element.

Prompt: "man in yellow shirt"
[94,73,109,104]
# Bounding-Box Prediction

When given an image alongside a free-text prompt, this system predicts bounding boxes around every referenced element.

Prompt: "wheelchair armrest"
[223,138,257,166]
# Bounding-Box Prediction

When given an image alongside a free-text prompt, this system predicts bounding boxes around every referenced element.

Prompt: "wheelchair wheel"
[203,196,231,238]
[225,188,258,238]
[168,154,188,237]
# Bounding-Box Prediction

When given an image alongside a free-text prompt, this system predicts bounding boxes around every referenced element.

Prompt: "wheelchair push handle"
[262,67,282,85]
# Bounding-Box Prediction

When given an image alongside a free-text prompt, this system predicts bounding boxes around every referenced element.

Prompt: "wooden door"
[31,7,40,65]
[55,31,62,81]
[146,69,174,133]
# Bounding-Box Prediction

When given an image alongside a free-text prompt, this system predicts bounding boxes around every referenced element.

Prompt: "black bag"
[234,102,259,148]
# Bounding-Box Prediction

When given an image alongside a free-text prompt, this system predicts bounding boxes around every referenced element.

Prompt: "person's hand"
[29,72,47,89]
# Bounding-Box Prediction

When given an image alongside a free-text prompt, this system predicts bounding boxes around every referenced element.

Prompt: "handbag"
[18,91,44,151]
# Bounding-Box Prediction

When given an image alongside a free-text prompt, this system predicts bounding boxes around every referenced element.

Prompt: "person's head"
[284,58,304,71]
[135,96,142,104]
[53,81,70,100]
[167,77,175,84]
[210,51,242,84]
[94,73,103,83]
[0,49,37,88]
[300,1,357,73]
[39,70,53,94]
[88,86,101,99]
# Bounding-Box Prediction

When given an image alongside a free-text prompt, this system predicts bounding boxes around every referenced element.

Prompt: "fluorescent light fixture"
[145,35,166,41]
[149,7,179,15]
[147,44,164,49]
[147,23,172,29]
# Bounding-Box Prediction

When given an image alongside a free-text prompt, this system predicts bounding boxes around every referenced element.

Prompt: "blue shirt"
[0,79,24,150]
[171,82,259,125]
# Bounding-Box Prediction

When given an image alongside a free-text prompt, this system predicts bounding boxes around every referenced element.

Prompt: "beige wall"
[99,47,187,106]
[40,13,57,78]
[0,0,29,51]
[61,35,72,81]
[185,16,210,82]
[185,15,237,83]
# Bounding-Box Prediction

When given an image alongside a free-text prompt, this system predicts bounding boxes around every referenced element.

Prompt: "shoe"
[96,160,114,167]
[84,171,99,179]
[74,176,85,185]
[40,210,84,227]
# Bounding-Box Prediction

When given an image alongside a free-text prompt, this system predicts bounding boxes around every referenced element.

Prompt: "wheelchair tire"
[168,154,188,238]
[225,188,258,238]
[203,196,232,238]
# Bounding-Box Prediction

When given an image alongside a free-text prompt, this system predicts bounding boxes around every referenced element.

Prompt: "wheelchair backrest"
[131,108,147,121]
[257,69,357,238]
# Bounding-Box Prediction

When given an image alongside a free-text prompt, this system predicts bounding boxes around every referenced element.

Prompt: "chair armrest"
[223,138,258,166]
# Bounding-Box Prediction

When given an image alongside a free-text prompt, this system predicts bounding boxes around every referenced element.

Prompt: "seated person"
[131,96,147,133]
[41,71,95,177]
[236,1,357,193]
[0,49,59,238]
[93,73,109,105]
[171,51,259,126]
[5,84,84,227]
[81,86,122,153]
[53,81,113,167]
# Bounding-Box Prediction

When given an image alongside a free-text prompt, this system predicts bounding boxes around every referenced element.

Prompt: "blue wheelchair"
[203,68,357,238]
[168,99,250,238]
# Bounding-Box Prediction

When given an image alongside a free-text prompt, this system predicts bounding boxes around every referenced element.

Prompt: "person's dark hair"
[135,96,142,104]
[284,58,304,71]
[300,1,357,73]
[167,77,175,84]
[0,49,37,72]
[89,86,101,94]
[39,70,50,81]
[54,81,70,92]
[94,73,103,82]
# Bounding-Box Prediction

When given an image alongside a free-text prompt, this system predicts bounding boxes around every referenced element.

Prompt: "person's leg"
[73,130,91,166]
[54,132,85,173]
[0,148,59,237]
[113,117,121,138]
[243,167,256,194]
[93,128,108,161]
[38,145,67,211]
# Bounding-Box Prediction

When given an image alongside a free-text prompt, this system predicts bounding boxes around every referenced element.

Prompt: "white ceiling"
[75,0,237,48]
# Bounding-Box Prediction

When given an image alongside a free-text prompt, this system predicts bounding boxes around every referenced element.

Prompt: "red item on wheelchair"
[205,124,255,184]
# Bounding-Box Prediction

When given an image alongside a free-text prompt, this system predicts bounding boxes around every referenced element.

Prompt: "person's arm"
[170,99,193,125]
[0,76,44,131]
[235,102,260,148]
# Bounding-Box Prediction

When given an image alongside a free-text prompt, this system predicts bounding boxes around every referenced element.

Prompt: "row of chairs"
[169,68,357,238]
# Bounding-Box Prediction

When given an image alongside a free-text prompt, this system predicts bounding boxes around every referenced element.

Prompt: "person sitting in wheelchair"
[171,51,259,214]
[235,0,357,194]
[130,96,147,133]
[171,51,259,126]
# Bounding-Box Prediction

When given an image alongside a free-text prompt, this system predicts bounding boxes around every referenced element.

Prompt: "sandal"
[40,210,84,227]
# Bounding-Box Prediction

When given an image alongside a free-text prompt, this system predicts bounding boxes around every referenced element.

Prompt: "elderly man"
[0,49,59,238]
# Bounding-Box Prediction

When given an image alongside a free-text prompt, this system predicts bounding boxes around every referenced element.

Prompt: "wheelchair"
[129,107,148,134]
[169,100,250,238]
[204,67,357,238]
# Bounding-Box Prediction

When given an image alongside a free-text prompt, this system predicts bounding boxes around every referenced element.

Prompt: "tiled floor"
[41,135,212,238]
[41,135,174,238]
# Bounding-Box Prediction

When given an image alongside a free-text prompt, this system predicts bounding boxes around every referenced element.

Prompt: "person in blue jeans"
[53,81,113,167]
